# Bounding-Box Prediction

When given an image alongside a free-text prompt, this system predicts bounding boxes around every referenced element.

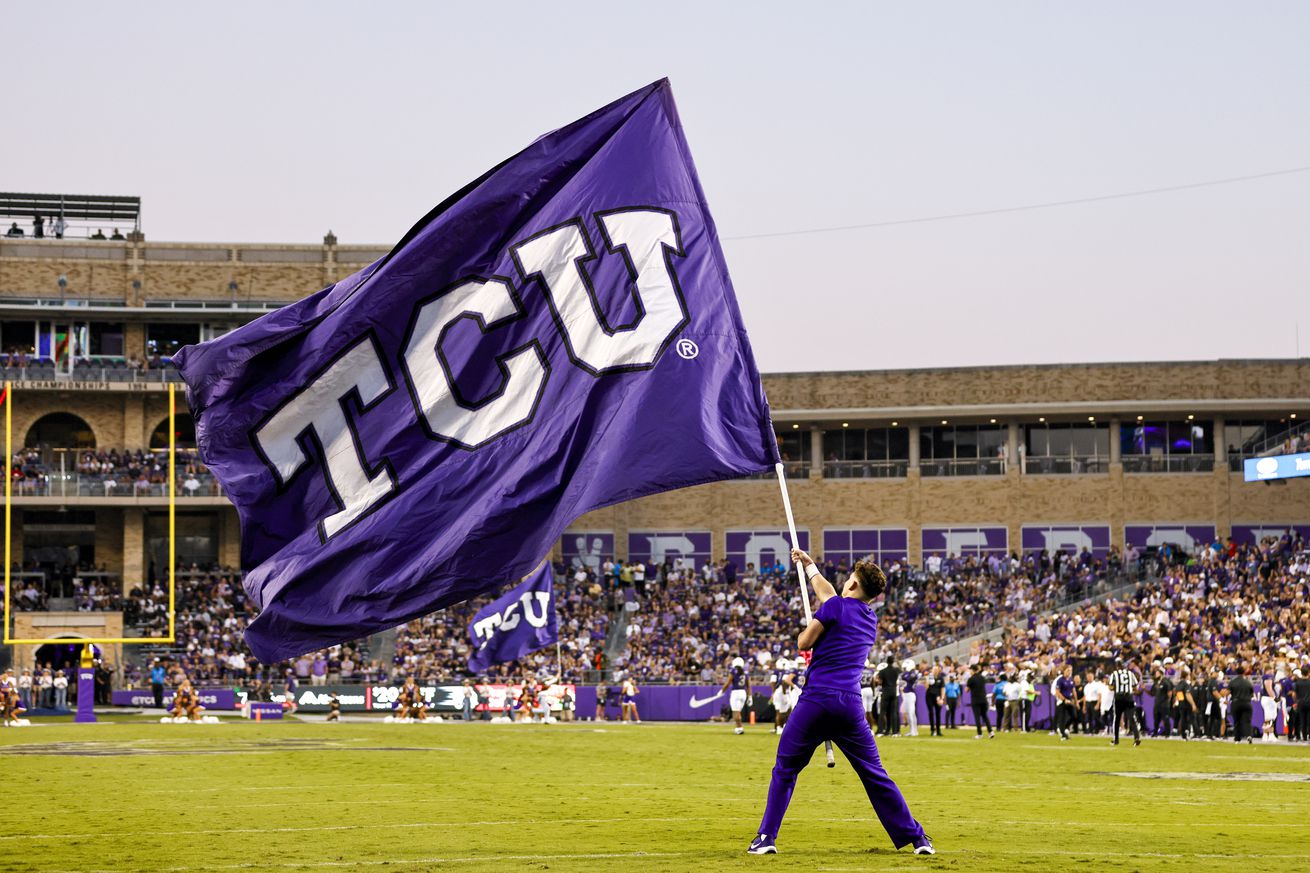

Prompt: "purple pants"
[758,686,924,847]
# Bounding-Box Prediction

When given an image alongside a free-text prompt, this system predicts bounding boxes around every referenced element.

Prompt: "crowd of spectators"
[608,548,1134,682]
[955,533,1308,685]
[27,525,1306,717]
[9,559,120,611]
[10,447,218,497]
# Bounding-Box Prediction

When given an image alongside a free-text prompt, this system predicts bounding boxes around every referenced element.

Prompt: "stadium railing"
[1121,454,1214,473]
[1228,421,1309,470]
[0,363,183,384]
[1022,455,1109,475]
[918,457,1005,477]
[822,459,909,478]
[10,472,222,499]
[748,460,809,479]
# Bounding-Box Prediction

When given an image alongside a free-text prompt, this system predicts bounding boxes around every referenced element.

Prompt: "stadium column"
[1006,423,1019,476]
[1108,419,1124,551]
[122,394,146,449]
[123,509,145,589]
[218,509,241,568]
[1212,417,1229,539]
[810,426,823,479]
[907,424,922,566]
[123,323,146,362]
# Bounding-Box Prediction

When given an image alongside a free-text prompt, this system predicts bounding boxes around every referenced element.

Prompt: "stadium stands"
[962,533,1309,680]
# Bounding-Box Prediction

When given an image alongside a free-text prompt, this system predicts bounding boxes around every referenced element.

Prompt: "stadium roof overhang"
[0,301,276,323]
[771,398,1310,423]
[0,192,140,226]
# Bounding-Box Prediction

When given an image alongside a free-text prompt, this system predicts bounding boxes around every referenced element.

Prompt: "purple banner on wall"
[726,530,808,571]
[578,682,1280,731]
[1021,525,1111,557]
[627,531,712,568]
[1124,525,1216,552]
[921,526,1007,559]
[822,528,909,566]
[561,531,615,572]
[1230,524,1310,546]
[112,688,238,710]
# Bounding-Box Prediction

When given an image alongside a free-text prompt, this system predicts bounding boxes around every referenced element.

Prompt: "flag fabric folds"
[175,79,778,662]
[466,564,557,674]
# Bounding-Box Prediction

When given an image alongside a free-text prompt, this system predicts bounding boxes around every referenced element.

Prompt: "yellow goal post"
[3,380,176,646]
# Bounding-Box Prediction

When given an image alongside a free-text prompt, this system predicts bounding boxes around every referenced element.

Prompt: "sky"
[7,2,1309,372]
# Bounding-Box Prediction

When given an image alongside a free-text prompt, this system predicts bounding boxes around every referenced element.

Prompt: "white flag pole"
[775,462,812,624]
[776,460,835,766]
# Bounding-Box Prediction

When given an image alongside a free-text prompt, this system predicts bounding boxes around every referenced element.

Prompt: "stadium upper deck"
[1,234,1307,584]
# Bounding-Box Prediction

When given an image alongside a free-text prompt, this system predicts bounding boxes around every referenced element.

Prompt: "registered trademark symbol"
[676,339,699,360]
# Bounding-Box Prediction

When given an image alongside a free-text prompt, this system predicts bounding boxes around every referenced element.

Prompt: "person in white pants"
[721,656,751,734]
[770,659,795,735]
[900,660,920,737]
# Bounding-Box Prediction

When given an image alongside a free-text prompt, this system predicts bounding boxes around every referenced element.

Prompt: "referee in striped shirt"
[1108,659,1141,746]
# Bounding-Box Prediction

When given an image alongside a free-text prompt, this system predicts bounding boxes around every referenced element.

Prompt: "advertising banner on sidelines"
[1020,524,1111,558]
[822,528,909,567]
[112,689,238,710]
[577,683,1282,732]
[562,531,615,572]
[1124,524,1216,552]
[627,530,712,569]
[921,526,1007,560]
[725,530,808,570]
[1230,524,1310,546]
[290,682,577,714]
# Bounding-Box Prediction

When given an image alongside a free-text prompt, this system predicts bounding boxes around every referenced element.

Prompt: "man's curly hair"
[851,559,886,600]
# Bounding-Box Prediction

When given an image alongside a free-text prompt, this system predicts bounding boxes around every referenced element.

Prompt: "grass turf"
[3,718,1309,872]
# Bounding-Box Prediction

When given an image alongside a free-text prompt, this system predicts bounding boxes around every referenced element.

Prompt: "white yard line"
[45,851,696,873]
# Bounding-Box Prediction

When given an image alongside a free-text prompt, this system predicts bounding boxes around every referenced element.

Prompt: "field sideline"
[4,718,1309,873]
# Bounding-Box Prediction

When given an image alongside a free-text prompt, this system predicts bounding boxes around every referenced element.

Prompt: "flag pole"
[775,461,835,766]
[774,462,812,623]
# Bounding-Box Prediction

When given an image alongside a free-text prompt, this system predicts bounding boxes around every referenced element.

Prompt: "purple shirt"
[805,596,878,692]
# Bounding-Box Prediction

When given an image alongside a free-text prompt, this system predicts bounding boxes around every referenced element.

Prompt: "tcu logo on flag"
[471,588,551,642]
[467,565,558,672]
[253,208,689,541]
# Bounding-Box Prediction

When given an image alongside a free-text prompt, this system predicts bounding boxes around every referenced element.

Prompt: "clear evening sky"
[8,2,1308,372]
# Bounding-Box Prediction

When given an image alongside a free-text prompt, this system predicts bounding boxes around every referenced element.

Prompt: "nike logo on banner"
[688,693,724,709]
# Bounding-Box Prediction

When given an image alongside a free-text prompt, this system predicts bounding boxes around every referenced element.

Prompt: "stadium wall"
[2,236,1307,593]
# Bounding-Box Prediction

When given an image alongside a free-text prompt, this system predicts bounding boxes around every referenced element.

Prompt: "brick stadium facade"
[2,235,1308,664]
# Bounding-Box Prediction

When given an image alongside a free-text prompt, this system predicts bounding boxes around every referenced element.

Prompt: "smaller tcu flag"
[176,79,777,661]
[467,565,557,674]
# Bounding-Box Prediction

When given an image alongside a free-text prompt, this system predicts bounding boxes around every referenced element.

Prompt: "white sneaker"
[734,727,745,735]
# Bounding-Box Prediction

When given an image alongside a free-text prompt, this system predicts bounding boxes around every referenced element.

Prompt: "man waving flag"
[175,79,778,662]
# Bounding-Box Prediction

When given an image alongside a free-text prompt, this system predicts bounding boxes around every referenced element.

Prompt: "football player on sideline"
[721,656,751,734]
[771,658,797,735]
[748,549,932,857]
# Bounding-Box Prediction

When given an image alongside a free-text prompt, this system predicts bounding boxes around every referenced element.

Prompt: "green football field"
[4,717,1309,873]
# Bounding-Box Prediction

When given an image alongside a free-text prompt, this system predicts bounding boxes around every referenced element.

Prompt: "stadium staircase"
[914,571,1150,664]
[368,628,397,668]
[601,598,631,670]
[1248,418,1310,457]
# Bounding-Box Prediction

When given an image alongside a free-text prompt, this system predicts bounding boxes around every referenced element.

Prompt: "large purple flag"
[466,564,557,674]
[175,80,777,662]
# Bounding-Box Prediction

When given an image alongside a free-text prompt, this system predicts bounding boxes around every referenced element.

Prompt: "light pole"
[229,280,238,307]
